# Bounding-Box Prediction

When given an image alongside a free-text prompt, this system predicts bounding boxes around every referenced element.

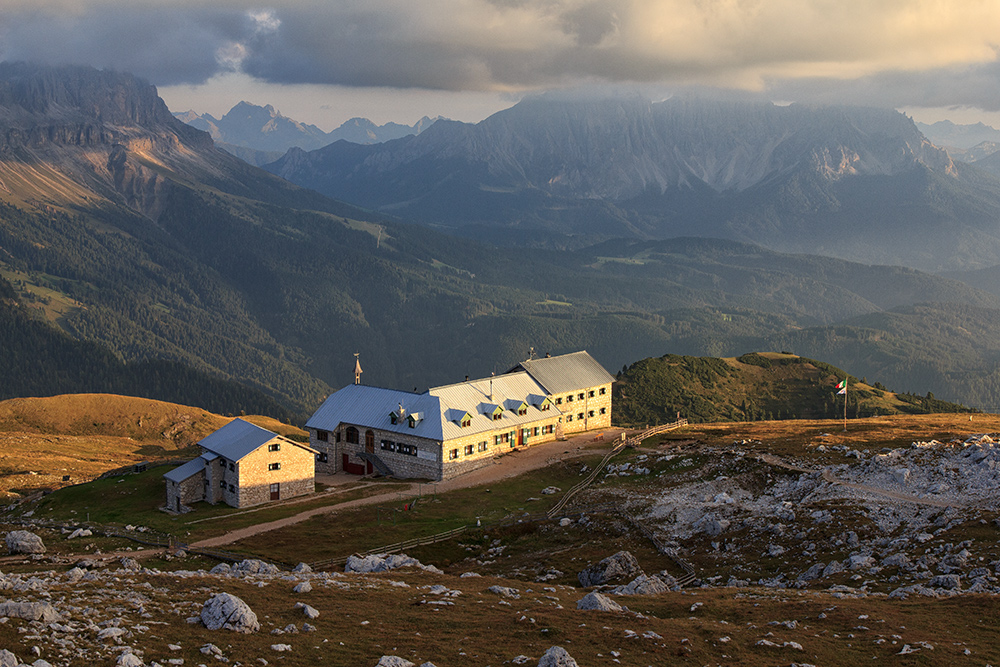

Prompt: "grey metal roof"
[428,371,556,441]
[163,456,206,483]
[515,350,615,395]
[198,418,281,462]
[306,384,445,441]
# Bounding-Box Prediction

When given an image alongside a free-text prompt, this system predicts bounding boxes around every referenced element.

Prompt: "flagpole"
[843,378,848,432]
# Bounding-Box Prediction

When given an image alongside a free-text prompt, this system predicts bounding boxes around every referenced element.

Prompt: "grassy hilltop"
[613,351,975,426]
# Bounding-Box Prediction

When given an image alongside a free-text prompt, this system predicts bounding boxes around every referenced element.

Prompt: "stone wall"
[553,382,612,435]
[165,472,205,513]
[234,438,315,508]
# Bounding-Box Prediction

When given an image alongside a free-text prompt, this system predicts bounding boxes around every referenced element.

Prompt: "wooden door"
[270,483,280,501]
[365,429,375,453]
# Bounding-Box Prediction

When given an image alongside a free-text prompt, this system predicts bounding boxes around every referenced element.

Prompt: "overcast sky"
[2,0,1000,130]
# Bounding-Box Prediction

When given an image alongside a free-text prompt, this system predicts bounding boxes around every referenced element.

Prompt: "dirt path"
[188,430,628,549]
[819,469,963,508]
[754,452,964,508]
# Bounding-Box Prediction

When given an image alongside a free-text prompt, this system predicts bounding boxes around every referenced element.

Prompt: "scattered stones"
[67,528,92,540]
[488,585,521,599]
[201,593,260,633]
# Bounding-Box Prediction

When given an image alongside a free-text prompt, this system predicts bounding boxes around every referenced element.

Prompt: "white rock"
[5,530,45,554]
[117,652,144,667]
[293,581,312,594]
[0,649,19,667]
[201,593,259,633]
[270,644,292,652]
[375,657,415,667]
[537,645,579,666]
[576,592,624,612]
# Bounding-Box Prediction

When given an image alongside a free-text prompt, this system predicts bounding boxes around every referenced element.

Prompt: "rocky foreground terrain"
[5,420,1000,665]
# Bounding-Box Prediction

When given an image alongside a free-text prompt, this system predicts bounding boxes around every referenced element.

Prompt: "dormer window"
[461,417,471,427]
[408,412,423,428]
[390,412,399,425]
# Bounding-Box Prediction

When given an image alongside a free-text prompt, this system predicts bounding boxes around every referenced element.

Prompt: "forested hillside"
[613,352,974,426]
[0,276,296,420]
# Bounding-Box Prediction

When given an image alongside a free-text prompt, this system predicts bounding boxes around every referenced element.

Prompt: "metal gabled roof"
[198,418,286,462]
[306,384,445,441]
[163,456,206,483]
[515,350,615,395]
[429,371,557,441]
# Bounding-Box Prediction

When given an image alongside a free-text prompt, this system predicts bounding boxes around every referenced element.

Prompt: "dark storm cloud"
[0,5,252,85]
[3,0,1000,115]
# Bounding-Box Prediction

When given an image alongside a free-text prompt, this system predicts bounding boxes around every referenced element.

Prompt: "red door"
[516,429,523,447]
[270,483,280,501]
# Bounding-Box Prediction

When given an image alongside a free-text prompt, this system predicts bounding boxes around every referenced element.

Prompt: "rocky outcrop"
[578,551,642,587]
[5,530,45,554]
[200,593,259,633]
[346,553,442,574]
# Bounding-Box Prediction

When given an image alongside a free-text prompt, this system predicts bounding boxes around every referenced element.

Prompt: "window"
[588,410,595,418]
[555,397,562,405]
[566,395,573,403]
[540,402,550,411]
[566,415,573,422]
[599,387,606,395]
[464,444,474,456]
[599,407,607,415]
[318,452,328,463]
[518,406,527,416]
[461,417,471,427]
[219,480,225,488]
[478,441,488,452]
[228,484,234,493]
[533,426,540,436]
[268,462,281,471]
[268,443,281,452]
[449,449,459,460]
[492,412,503,421]
[588,390,595,398]
[346,427,359,444]
[578,412,584,421]
[578,393,585,400]
[335,430,342,442]
[228,462,235,472]
[390,413,398,425]
[495,435,501,446]
[381,440,395,452]
[316,430,329,442]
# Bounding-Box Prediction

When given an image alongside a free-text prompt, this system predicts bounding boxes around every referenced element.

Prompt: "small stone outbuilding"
[164,419,317,512]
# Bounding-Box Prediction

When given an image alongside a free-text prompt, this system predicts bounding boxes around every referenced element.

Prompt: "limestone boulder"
[375,657,415,667]
[609,573,671,596]
[538,646,579,667]
[0,601,60,622]
[576,591,625,612]
[578,550,642,587]
[5,530,45,554]
[201,593,260,633]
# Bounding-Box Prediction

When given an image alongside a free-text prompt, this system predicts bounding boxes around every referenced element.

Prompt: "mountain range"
[265,93,1000,271]
[175,102,438,165]
[8,63,1000,415]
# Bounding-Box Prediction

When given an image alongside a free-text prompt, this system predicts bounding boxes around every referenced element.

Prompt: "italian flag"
[836,379,847,395]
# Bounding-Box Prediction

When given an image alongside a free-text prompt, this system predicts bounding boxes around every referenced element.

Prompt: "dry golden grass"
[0,393,305,498]
[655,413,1000,457]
